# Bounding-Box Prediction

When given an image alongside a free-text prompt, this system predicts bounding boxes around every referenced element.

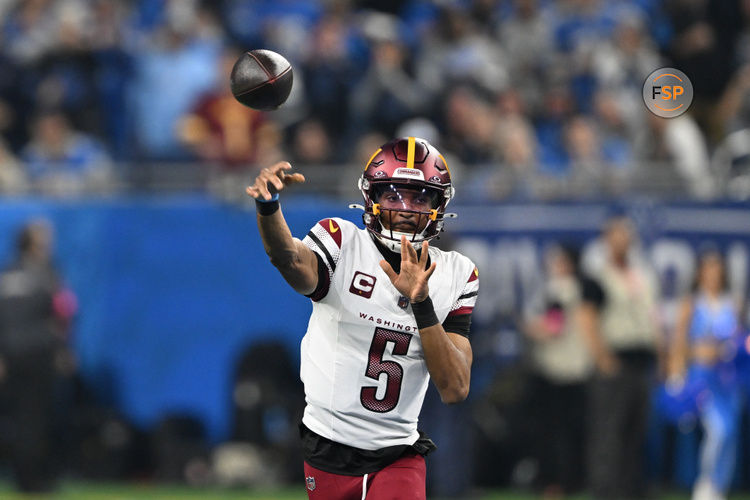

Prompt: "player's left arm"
[415,324,472,404]
[380,237,474,404]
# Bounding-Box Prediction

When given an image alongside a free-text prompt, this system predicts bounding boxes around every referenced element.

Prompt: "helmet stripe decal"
[364,148,382,170]
[406,137,416,169]
[438,153,451,176]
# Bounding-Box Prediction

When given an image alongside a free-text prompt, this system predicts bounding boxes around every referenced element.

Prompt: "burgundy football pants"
[303,454,426,500]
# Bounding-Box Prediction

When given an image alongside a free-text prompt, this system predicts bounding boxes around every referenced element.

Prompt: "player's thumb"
[284,172,306,184]
[379,260,398,282]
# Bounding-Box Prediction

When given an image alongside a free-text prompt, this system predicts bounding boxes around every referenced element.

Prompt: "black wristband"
[411,296,439,330]
[255,199,280,216]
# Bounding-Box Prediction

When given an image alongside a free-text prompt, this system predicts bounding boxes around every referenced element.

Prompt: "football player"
[246,137,478,500]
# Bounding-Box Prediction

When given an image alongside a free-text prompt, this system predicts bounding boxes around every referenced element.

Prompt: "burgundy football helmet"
[352,137,455,252]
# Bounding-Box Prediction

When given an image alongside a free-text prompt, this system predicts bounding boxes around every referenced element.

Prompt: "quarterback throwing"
[246,137,479,500]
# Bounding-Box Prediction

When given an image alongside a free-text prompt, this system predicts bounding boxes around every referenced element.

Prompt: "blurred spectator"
[592,10,661,92]
[637,113,714,198]
[299,11,366,144]
[179,47,273,170]
[0,138,28,194]
[83,0,133,160]
[350,17,429,139]
[28,0,101,132]
[534,84,575,176]
[416,6,509,99]
[664,0,740,103]
[220,0,322,61]
[442,87,498,165]
[395,117,441,148]
[496,0,554,112]
[735,0,750,66]
[564,115,605,190]
[482,114,538,199]
[290,118,332,165]
[522,244,592,497]
[547,0,618,55]
[3,0,59,64]
[0,52,28,152]
[579,215,662,499]
[21,110,114,196]
[0,220,77,493]
[715,64,750,137]
[128,2,223,160]
[499,117,538,175]
[668,249,743,500]
[592,90,636,170]
[545,0,619,111]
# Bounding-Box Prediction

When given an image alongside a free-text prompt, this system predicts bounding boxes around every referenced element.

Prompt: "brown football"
[230,49,293,111]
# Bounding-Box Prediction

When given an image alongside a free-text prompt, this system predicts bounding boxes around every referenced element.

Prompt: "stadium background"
[1,0,750,498]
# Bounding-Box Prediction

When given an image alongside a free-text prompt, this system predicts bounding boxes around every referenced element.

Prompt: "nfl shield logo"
[398,295,409,309]
[306,476,316,491]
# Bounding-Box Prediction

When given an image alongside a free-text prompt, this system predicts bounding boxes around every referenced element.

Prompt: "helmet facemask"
[360,180,449,252]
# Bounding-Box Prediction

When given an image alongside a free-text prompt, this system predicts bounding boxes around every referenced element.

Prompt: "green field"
[0,481,724,500]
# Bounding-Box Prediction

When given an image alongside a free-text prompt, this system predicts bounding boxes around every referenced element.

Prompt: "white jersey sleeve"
[448,264,479,318]
[301,218,344,301]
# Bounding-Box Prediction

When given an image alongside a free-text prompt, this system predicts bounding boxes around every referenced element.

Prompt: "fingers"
[283,172,306,185]
[419,240,429,268]
[270,161,293,174]
[401,235,418,263]
[424,261,437,280]
[406,237,418,262]
[379,260,398,283]
[245,162,304,201]
[258,174,275,200]
[268,173,284,192]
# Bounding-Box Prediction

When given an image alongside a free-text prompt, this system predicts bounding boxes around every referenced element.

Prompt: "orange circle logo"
[642,68,693,118]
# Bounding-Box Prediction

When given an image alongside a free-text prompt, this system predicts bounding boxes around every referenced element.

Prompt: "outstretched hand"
[380,237,437,303]
[246,161,306,201]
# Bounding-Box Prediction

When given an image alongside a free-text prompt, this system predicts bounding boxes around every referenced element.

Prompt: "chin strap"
[375,230,424,252]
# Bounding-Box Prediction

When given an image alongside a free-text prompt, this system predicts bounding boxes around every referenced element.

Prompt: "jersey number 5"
[360,328,413,413]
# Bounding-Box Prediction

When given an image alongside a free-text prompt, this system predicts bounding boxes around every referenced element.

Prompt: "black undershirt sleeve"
[304,252,330,302]
[442,313,472,338]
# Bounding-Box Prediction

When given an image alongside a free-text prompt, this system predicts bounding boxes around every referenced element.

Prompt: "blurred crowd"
[464,215,750,500]
[1,0,750,198]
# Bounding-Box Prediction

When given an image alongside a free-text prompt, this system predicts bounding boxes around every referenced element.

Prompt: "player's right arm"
[246,162,319,295]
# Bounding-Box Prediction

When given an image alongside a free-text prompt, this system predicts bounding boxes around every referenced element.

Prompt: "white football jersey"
[300,217,479,450]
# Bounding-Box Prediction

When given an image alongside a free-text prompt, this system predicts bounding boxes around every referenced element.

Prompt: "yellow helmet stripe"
[406,137,416,168]
[364,148,382,171]
[438,153,451,176]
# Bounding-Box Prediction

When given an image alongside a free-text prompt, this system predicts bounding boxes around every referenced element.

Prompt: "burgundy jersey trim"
[448,306,474,316]
[318,219,342,248]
